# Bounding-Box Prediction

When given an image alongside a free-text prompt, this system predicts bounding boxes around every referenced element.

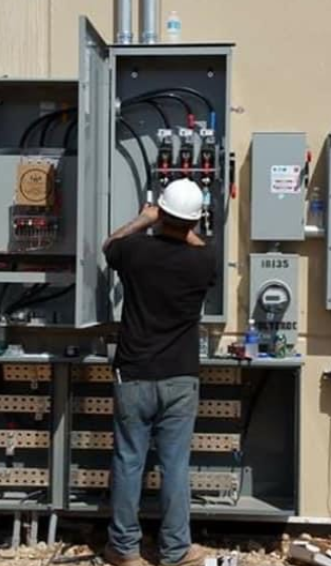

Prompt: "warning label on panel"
[270,165,301,194]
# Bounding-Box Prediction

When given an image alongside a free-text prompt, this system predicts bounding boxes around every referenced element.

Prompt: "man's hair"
[161,210,197,232]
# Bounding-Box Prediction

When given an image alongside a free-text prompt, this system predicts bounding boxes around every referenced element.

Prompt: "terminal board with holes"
[0,361,300,522]
[65,363,298,514]
[0,362,52,504]
[69,364,242,507]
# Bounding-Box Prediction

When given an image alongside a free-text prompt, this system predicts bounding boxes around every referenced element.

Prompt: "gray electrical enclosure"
[251,133,307,241]
[250,253,299,346]
[76,17,233,325]
[0,80,79,326]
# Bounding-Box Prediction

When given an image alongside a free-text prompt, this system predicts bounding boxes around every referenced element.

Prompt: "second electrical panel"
[251,133,307,241]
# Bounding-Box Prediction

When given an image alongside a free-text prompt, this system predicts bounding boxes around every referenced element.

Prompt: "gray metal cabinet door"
[76,16,110,327]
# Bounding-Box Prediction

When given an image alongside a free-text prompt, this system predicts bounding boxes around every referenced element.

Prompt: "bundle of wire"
[119,87,216,191]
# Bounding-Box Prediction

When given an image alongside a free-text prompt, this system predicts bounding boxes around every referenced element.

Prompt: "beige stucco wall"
[1,0,331,517]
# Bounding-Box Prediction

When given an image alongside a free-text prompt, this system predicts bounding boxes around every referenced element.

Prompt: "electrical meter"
[249,254,299,346]
[259,282,291,314]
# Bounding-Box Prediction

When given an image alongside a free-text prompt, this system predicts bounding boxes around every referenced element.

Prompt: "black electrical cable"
[40,108,78,147]
[9,283,75,311]
[63,118,78,149]
[164,87,214,112]
[123,93,192,120]
[150,93,192,116]
[0,284,10,314]
[39,114,59,147]
[19,107,77,148]
[241,373,269,444]
[145,100,170,128]
[6,283,41,311]
[0,262,16,314]
[122,99,170,129]
[5,283,49,315]
[19,489,46,504]
[118,117,152,189]
[123,87,214,113]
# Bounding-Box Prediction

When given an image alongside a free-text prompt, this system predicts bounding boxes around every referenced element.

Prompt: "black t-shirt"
[105,233,216,380]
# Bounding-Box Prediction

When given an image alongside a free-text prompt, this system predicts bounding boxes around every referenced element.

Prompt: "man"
[102,179,216,566]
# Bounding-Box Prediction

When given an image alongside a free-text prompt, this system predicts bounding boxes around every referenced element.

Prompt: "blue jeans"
[108,376,199,564]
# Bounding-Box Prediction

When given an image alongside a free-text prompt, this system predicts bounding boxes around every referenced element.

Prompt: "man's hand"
[140,204,160,225]
[102,204,160,253]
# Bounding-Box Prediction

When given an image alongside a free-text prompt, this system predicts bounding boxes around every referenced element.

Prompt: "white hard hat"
[158,178,203,221]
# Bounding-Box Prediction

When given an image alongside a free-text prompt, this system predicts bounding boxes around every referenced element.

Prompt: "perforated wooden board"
[71,431,114,449]
[191,433,240,451]
[72,397,240,418]
[145,471,239,492]
[73,397,113,414]
[198,400,241,418]
[70,431,240,452]
[0,395,50,413]
[0,430,49,448]
[199,367,242,385]
[71,365,113,382]
[0,429,240,452]
[71,365,241,385]
[70,468,239,491]
[0,467,49,486]
[2,364,52,381]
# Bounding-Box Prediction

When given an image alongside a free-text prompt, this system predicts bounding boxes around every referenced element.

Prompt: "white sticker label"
[270,165,301,194]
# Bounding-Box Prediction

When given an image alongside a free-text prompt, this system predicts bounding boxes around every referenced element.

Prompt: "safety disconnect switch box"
[251,133,307,241]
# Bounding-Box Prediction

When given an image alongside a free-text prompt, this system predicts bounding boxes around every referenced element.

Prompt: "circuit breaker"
[249,253,299,346]
[251,133,307,241]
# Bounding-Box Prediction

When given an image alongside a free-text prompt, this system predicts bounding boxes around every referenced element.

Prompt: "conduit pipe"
[139,0,160,44]
[114,0,133,44]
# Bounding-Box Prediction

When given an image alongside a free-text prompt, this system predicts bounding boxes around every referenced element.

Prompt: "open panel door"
[75,16,110,327]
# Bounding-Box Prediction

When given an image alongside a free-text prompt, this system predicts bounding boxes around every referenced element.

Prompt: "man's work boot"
[103,544,142,566]
[160,544,207,566]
